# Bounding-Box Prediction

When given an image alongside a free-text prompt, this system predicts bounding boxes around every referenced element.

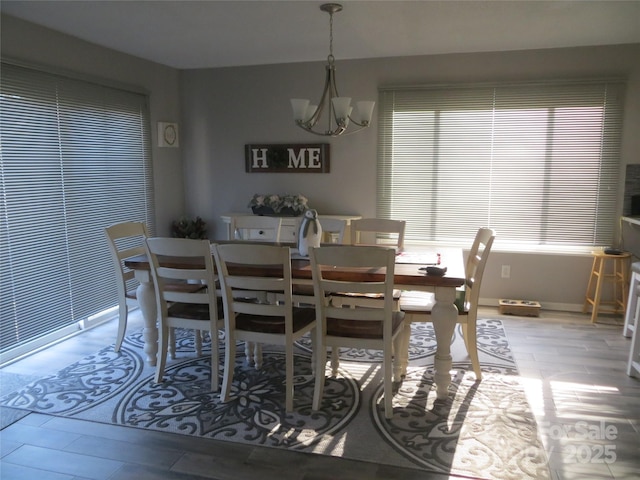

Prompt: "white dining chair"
[144,237,225,391]
[399,227,496,380]
[350,218,406,251]
[104,221,148,352]
[318,217,347,244]
[105,221,205,354]
[334,218,406,309]
[212,243,316,412]
[310,245,407,419]
[624,262,640,377]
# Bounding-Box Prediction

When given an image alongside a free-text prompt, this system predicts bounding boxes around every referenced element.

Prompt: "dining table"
[123,242,465,400]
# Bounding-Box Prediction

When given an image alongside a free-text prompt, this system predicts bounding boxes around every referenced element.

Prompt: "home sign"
[245,144,330,173]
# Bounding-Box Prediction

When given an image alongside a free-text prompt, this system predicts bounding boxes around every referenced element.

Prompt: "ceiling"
[2,1,639,70]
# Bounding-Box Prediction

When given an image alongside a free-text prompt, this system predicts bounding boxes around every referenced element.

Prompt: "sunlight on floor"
[519,375,620,417]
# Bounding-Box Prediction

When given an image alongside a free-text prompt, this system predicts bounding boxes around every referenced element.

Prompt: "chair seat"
[326,311,405,339]
[236,307,316,334]
[168,297,224,320]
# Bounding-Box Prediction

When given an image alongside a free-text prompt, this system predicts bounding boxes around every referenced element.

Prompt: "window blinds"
[377,80,624,249]
[0,62,155,359]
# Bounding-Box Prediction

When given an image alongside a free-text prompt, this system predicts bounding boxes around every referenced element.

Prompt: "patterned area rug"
[1,319,549,479]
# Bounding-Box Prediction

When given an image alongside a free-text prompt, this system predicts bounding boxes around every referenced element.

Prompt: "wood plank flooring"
[1,308,639,479]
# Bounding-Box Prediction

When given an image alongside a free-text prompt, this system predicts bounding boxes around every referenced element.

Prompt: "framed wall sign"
[245,144,330,173]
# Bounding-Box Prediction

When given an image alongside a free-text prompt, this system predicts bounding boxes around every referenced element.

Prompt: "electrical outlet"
[501,265,511,278]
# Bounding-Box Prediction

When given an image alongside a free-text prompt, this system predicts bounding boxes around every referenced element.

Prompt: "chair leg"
[254,343,263,369]
[628,313,640,377]
[285,342,294,412]
[383,345,393,419]
[330,348,339,376]
[312,344,327,411]
[221,336,236,402]
[245,341,255,366]
[114,303,128,352]
[168,327,176,359]
[461,322,482,380]
[154,324,169,384]
[310,330,317,375]
[394,322,411,380]
[624,273,639,338]
[195,330,202,357]
[210,329,219,392]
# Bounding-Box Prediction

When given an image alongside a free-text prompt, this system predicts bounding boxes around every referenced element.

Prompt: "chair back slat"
[350,218,406,251]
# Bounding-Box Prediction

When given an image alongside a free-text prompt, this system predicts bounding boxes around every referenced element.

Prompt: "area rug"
[0,319,549,479]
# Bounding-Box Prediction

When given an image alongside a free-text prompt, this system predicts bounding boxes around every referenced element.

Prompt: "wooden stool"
[583,251,632,323]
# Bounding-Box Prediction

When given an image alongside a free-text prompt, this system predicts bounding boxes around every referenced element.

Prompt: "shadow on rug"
[0,319,549,479]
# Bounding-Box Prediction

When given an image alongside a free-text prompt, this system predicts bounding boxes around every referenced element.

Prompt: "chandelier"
[290,3,375,137]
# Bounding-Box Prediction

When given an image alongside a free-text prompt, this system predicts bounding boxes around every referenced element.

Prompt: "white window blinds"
[0,62,154,359]
[377,80,624,250]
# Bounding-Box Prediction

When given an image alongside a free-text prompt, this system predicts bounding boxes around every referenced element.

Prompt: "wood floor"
[1,307,639,480]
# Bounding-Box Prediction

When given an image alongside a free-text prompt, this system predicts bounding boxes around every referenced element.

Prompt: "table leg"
[135,273,158,366]
[431,286,457,400]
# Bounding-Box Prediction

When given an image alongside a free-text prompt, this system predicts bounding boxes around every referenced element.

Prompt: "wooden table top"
[124,243,465,288]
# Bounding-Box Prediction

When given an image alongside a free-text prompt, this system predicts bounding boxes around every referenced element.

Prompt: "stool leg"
[591,256,605,323]
[583,256,599,314]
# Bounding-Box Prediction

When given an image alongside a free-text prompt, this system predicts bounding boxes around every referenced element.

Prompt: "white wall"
[180,44,640,311]
[1,14,185,236]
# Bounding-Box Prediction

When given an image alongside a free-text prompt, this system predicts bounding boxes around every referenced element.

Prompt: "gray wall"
[3,13,640,312]
[180,44,640,312]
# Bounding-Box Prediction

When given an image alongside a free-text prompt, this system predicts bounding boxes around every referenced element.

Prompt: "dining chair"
[399,227,496,380]
[144,237,225,391]
[212,243,316,413]
[334,218,406,309]
[309,245,407,419]
[624,261,640,377]
[105,221,205,353]
[350,218,406,251]
[104,221,148,352]
[231,215,283,242]
[318,217,347,244]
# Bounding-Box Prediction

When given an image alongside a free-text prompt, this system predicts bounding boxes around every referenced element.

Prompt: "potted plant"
[171,216,207,239]
[248,194,309,216]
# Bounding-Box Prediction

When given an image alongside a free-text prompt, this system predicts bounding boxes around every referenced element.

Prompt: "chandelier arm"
[304,65,333,129]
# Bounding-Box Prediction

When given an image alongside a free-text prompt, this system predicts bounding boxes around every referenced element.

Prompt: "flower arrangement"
[171,216,207,239]
[248,194,309,216]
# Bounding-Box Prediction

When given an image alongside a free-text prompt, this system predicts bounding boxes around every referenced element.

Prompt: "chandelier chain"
[328,9,334,64]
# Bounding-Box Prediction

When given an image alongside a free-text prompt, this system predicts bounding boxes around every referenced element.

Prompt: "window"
[377,80,624,250]
[0,62,154,362]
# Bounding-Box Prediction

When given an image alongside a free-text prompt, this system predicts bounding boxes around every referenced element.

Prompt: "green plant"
[171,216,207,239]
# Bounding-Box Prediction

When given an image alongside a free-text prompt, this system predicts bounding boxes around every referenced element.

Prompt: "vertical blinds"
[377,80,624,249]
[0,62,155,358]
